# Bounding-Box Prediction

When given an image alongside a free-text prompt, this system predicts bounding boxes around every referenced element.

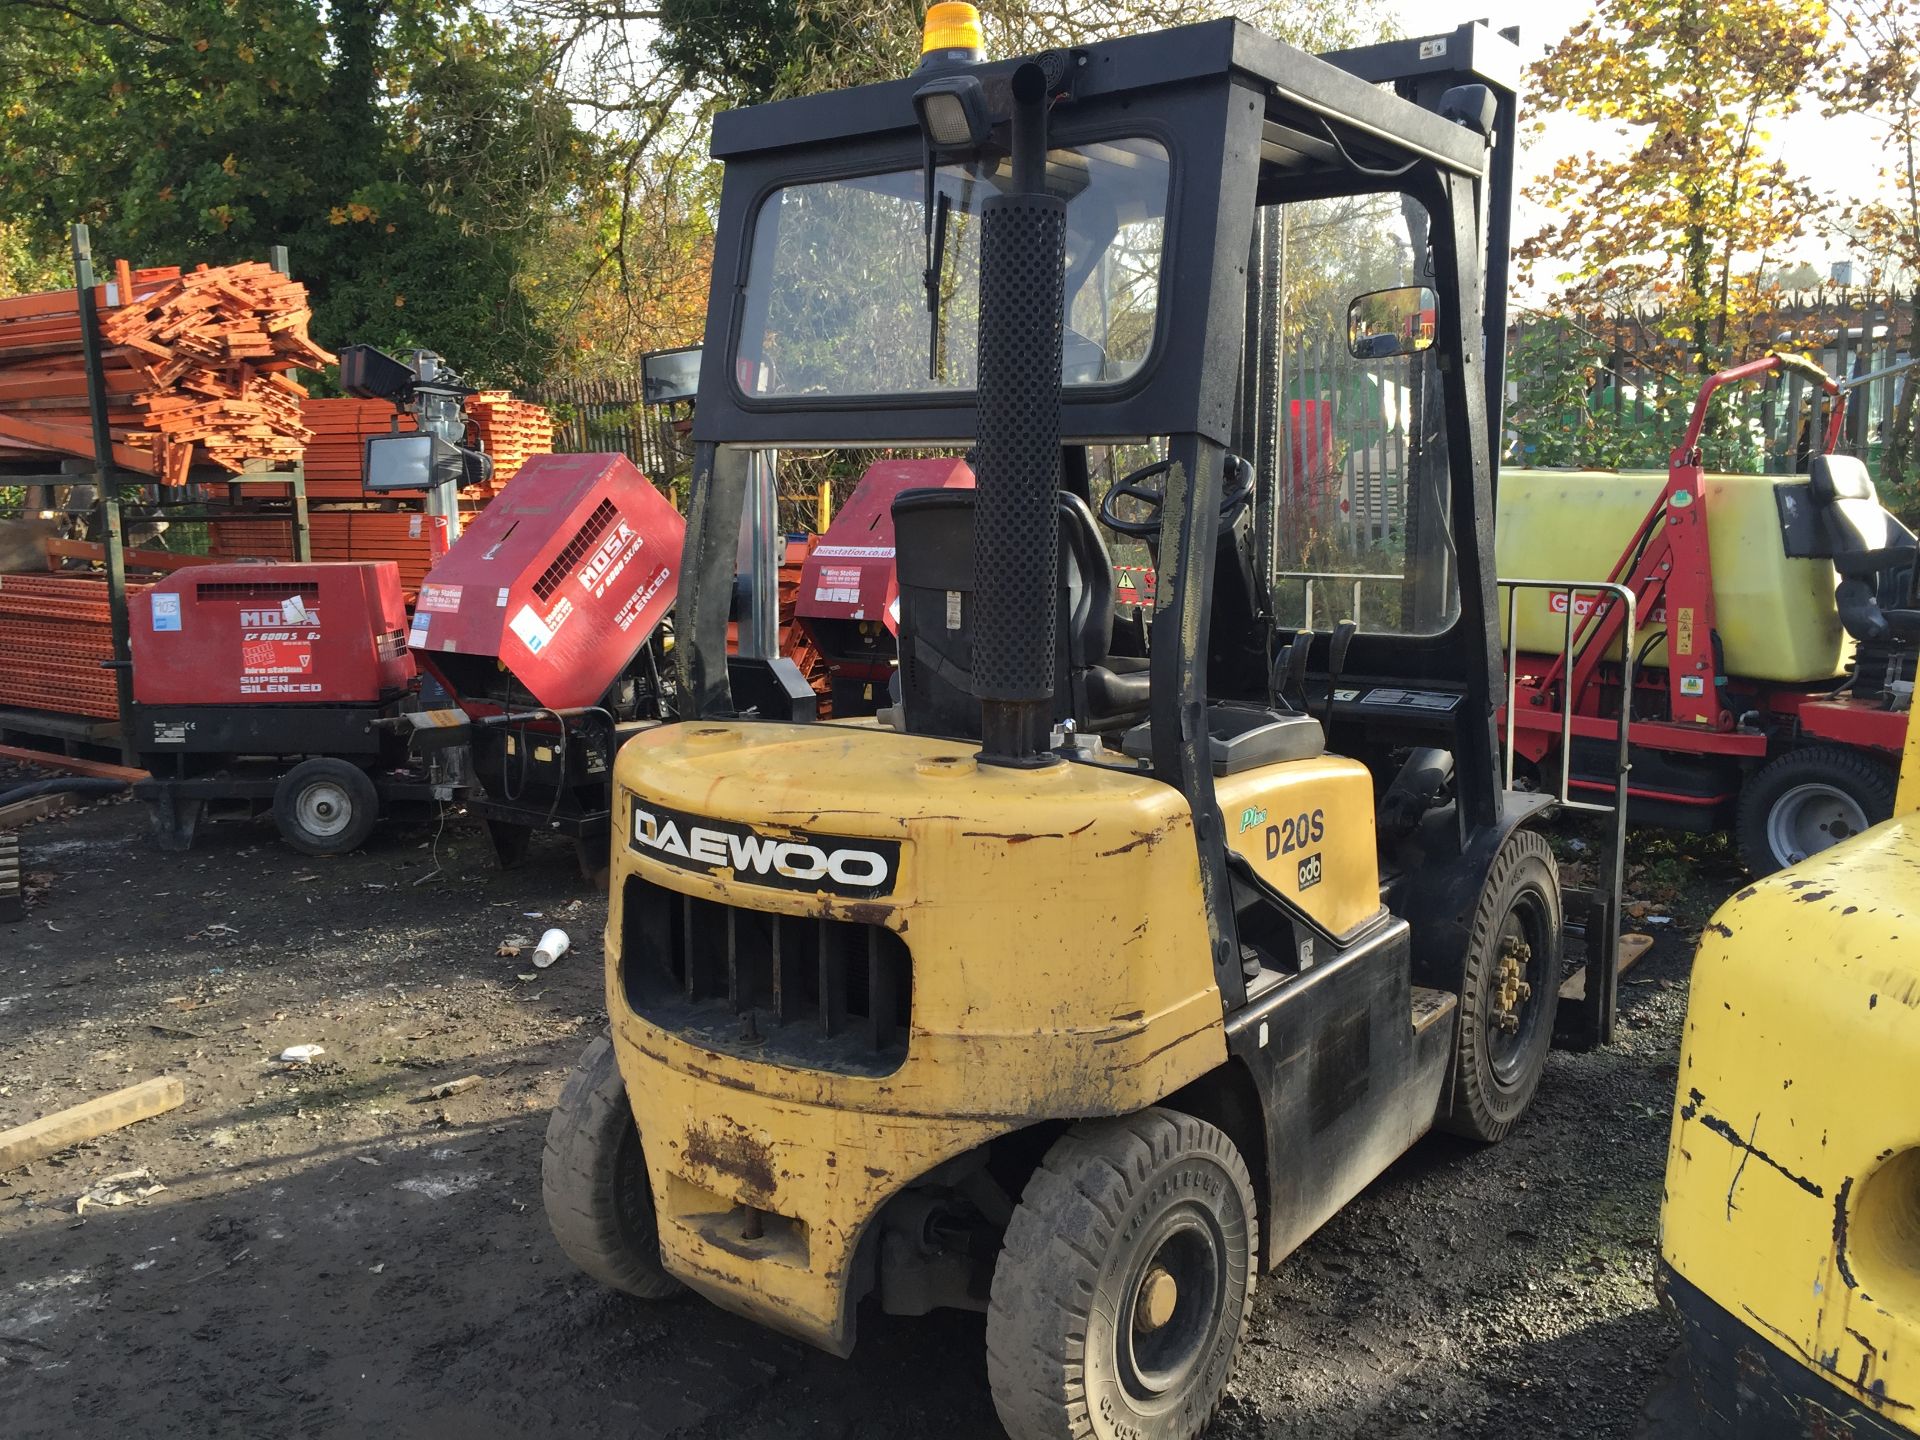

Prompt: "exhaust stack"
[972,62,1063,766]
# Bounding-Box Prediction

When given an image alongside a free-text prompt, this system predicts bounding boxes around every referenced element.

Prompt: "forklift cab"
[550,18,1611,1440]
[675,17,1587,1019]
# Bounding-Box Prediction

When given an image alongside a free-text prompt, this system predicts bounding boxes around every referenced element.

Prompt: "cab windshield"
[737,136,1169,399]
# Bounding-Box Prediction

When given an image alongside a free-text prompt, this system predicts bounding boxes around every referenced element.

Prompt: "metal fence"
[528,377,688,486]
[535,291,1913,541]
[1508,290,1916,476]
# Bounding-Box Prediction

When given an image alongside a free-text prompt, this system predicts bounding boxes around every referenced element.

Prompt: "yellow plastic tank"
[1495,469,1848,685]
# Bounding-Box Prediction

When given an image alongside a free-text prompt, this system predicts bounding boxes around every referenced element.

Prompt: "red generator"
[796,457,974,714]
[128,561,435,855]
[405,452,689,866]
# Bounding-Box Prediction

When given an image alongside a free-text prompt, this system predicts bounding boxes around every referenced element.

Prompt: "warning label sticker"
[1361,687,1461,712]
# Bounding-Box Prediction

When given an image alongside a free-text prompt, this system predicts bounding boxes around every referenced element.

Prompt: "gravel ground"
[0,790,1736,1439]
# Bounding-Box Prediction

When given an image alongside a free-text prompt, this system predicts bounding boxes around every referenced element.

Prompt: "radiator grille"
[195,581,322,602]
[621,874,911,1075]
[532,498,617,601]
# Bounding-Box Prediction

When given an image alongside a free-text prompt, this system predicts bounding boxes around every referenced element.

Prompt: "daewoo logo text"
[629,802,898,898]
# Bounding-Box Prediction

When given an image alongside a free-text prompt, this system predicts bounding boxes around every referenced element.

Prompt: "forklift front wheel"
[986,1109,1257,1440]
[272,758,380,856]
[541,1035,682,1300]
[1440,827,1562,1144]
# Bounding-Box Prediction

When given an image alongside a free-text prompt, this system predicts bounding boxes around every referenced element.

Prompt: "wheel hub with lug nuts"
[1134,1266,1178,1333]
[1492,935,1533,1033]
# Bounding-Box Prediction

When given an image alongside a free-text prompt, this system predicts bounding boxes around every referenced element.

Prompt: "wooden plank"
[0,1076,186,1173]
[0,793,72,830]
[0,743,147,782]
[1559,931,1656,1003]
[0,705,125,743]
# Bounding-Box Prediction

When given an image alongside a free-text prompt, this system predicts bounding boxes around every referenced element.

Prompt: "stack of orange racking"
[0,574,150,719]
[299,397,417,500]
[207,392,557,598]
[466,392,554,491]
[0,260,333,485]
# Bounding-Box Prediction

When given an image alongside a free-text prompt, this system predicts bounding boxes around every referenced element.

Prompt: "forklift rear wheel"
[272,759,379,856]
[1440,827,1561,1144]
[986,1108,1256,1440]
[541,1035,681,1300]
[1736,745,1897,876]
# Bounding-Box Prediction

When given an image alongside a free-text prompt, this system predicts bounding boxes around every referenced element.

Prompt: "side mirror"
[1347,285,1438,360]
[641,344,702,405]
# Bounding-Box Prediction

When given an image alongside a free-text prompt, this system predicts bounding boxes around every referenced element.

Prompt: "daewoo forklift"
[542,13,1619,1438]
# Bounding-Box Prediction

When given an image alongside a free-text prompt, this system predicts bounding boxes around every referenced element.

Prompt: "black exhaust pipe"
[973,61,1064,767]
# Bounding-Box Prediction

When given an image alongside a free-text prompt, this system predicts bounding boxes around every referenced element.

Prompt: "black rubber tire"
[271,758,379,856]
[1439,827,1562,1144]
[1735,744,1897,877]
[541,1035,681,1300]
[985,1108,1258,1440]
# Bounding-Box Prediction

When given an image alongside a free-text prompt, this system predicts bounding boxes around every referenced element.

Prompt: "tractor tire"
[1439,827,1562,1144]
[1736,745,1897,876]
[272,758,379,856]
[986,1108,1257,1440]
[541,1035,681,1300]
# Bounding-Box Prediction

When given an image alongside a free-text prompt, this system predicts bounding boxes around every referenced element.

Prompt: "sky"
[1393,0,1889,283]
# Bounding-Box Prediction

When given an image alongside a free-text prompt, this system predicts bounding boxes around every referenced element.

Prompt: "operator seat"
[1808,454,1920,644]
[892,487,1151,741]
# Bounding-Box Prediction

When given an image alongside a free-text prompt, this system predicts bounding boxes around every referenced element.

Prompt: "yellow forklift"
[1653,679,1920,1433]
[542,11,1623,1437]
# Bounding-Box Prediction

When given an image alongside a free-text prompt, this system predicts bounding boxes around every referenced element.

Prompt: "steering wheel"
[1098,454,1255,539]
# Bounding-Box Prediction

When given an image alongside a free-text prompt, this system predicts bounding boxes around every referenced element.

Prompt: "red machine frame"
[1503,354,1909,813]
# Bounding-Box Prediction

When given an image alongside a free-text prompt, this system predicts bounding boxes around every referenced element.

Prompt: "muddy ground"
[0,784,1739,1439]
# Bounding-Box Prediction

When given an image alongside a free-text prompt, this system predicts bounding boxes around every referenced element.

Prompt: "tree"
[513,0,1395,371]
[1518,0,1828,374]
[651,0,1391,106]
[0,0,595,384]
[1824,0,1920,511]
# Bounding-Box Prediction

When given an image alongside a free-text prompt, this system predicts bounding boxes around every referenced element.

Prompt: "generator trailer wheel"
[272,758,379,856]
[1736,745,1897,876]
[541,1035,681,1300]
[1440,826,1562,1143]
[986,1108,1257,1440]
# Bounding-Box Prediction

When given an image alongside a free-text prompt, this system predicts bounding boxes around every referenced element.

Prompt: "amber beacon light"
[918,2,984,68]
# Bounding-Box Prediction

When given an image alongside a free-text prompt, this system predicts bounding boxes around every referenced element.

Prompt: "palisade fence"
[528,375,841,533]
[529,376,689,496]
[535,290,1914,545]
[1509,289,1917,480]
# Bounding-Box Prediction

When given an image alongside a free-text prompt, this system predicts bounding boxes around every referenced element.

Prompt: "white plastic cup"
[532,927,571,969]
